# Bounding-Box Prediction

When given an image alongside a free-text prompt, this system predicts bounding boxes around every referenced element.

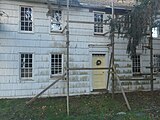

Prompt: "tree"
[109,0,160,57]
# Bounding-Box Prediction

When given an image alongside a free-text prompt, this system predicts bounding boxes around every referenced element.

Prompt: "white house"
[0,0,160,98]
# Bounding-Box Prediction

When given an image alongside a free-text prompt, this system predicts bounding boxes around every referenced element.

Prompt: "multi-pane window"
[153,54,160,72]
[20,53,33,79]
[50,10,62,32]
[158,26,160,35]
[132,55,141,74]
[51,54,63,75]
[117,0,126,2]
[152,27,158,38]
[20,6,33,31]
[94,13,103,33]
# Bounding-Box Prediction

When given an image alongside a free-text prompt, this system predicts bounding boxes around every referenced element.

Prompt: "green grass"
[0,91,160,120]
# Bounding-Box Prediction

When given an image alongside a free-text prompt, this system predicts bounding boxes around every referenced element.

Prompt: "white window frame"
[132,54,141,75]
[117,0,126,2]
[153,54,160,73]
[50,53,63,77]
[158,26,160,36]
[20,53,33,80]
[19,6,34,33]
[94,12,104,34]
[50,9,63,32]
[152,27,158,38]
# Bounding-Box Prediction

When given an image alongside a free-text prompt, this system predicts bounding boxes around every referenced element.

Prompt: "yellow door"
[92,54,106,90]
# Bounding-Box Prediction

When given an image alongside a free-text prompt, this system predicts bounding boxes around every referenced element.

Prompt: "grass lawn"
[0,91,160,120]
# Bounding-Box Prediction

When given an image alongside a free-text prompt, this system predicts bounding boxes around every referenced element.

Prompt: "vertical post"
[150,9,153,93]
[111,0,115,99]
[106,52,113,91]
[150,33,153,93]
[66,0,70,116]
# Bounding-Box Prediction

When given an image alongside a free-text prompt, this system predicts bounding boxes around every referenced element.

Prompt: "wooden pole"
[150,2,153,93]
[113,66,131,111]
[66,0,70,116]
[69,67,109,70]
[26,74,66,105]
[150,32,153,92]
[106,52,113,91]
[111,0,115,99]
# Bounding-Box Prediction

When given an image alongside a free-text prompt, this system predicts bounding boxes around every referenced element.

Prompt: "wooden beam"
[68,67,110,70]
[66,0,70,115]
[113,65,131,111]
[111,0,115,99]
[26,74,66,105]
[133,73,158,75]
[106,52,113,91]
[119,78,156,81]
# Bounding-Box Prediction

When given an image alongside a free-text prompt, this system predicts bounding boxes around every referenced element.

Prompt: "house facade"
[0,0,160,98]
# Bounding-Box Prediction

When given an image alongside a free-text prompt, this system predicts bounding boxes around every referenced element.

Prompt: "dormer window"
[50,10,62,32]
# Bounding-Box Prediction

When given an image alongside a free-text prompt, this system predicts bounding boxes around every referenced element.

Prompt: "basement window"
[94,12,103,33]
[153,54,160,72]
[50,10,62,32]
[51,54,63,76]
[132,55,141,75]
[20,6,33,32]
[20,53,33,79]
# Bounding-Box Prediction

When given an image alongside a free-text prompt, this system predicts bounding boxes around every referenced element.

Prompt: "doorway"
[92,54,106,90]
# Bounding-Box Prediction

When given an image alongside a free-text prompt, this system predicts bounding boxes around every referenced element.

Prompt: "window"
[132,55,141,74]
[153,54,160,72]
[20,53,33,79]
[152,27,158,38]
[50,10,62,32]
[20,6,33,31]
[158,26,160,35]
[51,54,63,76]
[94,12,103,33]
[117,0,126,2]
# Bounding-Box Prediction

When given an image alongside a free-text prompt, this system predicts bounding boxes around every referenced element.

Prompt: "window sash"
[20,6,33,31]
[132,55,141,74]
[50,10,62,32]
[51,54,63,76]
[94,13,103,33]
[20,53,33,79]
[153,54,160,72]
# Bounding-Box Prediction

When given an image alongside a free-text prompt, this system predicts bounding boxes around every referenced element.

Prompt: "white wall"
[0,0,160,98]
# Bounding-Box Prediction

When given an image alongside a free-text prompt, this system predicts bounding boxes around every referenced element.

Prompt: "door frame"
[88,44,109,91]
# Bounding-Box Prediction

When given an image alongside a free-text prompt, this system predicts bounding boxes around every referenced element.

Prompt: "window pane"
[25,27,28,31]
[21,7,24,11]
[21,27,24,30]
[29,27,32,31]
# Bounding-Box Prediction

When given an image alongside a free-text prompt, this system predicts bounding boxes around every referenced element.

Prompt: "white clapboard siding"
[0,0,160,98]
